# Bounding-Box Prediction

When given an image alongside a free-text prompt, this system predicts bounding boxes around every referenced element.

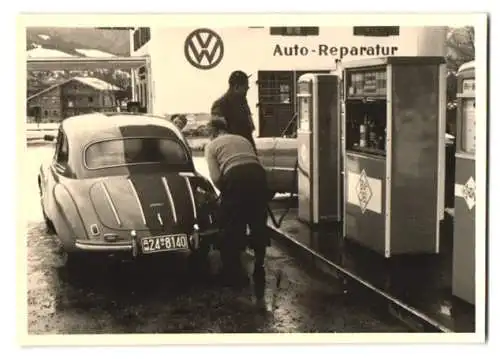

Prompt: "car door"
[273,139,297,194]
[254,136,276,184]
[271,115,298,194]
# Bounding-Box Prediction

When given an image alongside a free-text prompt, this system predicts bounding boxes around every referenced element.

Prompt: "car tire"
[42,208,56,234]
[38,176,56,234]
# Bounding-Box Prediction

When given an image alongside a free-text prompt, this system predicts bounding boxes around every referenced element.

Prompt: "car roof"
[61,112,184,145]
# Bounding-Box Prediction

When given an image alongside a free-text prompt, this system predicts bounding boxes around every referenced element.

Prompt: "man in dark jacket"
[211,70,256,149]
[205,117,269,309]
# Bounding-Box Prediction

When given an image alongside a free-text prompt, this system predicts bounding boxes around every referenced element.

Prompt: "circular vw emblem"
[184,28,224,70]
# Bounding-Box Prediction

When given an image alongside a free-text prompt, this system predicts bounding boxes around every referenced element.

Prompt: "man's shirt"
[211,91,255,142]
[204,133,261,188]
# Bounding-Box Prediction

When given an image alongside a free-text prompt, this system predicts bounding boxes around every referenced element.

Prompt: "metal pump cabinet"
[342,56,447,258]
[296,73,342,225]
[452,61,476,305]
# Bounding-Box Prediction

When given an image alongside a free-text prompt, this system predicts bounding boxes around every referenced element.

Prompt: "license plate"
[140,234,189,254]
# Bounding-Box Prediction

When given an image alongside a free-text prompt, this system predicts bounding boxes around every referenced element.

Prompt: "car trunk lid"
[89,173,198,235]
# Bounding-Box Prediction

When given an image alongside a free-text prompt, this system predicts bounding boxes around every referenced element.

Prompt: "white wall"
[131,26,447,134]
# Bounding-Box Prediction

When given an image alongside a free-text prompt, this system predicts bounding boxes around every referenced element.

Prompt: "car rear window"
[85,137,190,169]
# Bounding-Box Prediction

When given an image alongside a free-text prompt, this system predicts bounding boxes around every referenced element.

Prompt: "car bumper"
[74,228,219,253]
[75,241,133,251]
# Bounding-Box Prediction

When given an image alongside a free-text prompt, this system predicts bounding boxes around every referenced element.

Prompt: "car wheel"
[38,177,56,234]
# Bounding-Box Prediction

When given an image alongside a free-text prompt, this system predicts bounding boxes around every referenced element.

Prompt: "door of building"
[257,69,331,137]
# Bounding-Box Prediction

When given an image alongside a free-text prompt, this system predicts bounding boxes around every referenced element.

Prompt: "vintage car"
[38,113,219,268]
[255,117,298,199]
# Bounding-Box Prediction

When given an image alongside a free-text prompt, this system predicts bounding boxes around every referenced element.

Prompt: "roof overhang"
[26,56,149,71]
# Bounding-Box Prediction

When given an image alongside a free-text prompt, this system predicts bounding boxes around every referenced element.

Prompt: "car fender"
[51,183,88,252]
[272,137,298,194]
[38,164,49,212]
[255,137,279,192]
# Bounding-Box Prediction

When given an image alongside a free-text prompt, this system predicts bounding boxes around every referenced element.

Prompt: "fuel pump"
[296,73,342,225]
[452,61,476,305]
[342,56,447,257]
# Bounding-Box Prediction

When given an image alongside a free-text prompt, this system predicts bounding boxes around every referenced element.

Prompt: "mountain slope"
[26,27,131,56]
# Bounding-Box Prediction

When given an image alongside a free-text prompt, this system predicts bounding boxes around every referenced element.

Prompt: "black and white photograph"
[17,13,488,344]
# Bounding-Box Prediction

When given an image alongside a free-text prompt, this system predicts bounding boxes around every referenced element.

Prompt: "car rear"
[70,134,220,259]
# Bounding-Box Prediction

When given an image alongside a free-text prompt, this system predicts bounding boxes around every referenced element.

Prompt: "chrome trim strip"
[75,243,132,251]
[157,213,164,226]
[436,63,447,251]
[385,64,393,258]
[342,75,347,239]
[456,152,475,160]
[336,76,342,220]
[161,177,178,224]
[128,179,147,225]
[184,177,197,221]
[345,150,385,161]
[272,167,297,171]
[457,92,475,98]
[101,182,122,227]
[312,78,319,224]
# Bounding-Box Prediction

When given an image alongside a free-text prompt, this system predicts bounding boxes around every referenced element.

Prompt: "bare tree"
[446,26,475,73]
[445,26,475,136]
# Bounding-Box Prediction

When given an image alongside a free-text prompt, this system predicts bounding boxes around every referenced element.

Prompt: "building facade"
[129,26,447,137]
[27,77,121,122]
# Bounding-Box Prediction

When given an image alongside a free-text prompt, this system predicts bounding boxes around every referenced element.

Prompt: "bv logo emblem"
[184,28,224,70]
[356,170,373,214]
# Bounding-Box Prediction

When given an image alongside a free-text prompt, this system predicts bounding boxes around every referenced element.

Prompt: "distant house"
[27,76,122,122]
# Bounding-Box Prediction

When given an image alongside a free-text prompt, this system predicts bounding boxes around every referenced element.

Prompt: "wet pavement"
[268,208,476,333]
[25,143,408,334]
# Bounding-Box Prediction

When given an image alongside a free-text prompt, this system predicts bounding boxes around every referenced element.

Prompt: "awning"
[26,56,149,71]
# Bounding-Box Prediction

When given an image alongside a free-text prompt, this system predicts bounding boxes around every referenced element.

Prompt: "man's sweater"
[204,133,261,187]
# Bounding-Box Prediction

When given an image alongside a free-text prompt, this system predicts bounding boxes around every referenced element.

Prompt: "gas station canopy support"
[26,56,149,71]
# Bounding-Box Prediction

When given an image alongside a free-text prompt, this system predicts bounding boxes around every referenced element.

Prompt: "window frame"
[53,129,71,176]
[459,96,476,155]
[83,136,192,171]
[269,27,319,36]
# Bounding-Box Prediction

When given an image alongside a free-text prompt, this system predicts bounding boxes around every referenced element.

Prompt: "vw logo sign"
[184,28,224,70]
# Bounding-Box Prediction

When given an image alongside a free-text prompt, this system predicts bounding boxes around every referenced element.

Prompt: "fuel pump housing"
[296,73,343,225]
